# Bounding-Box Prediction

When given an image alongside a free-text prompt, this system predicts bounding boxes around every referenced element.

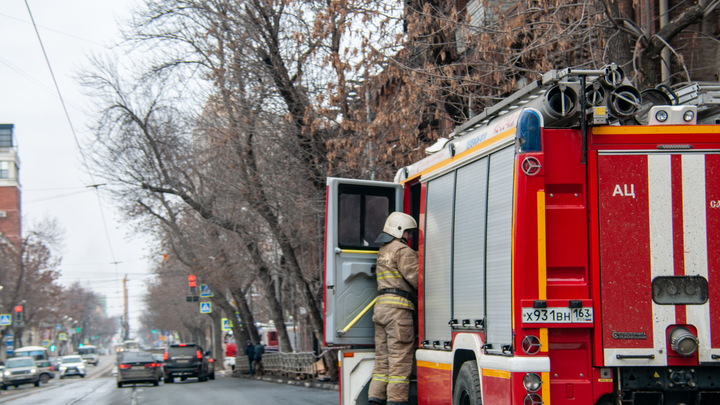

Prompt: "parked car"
[49,357,62,373]
[1,357,40,389]
[58,356,86,379]
[77,346,99,366]
[117,351,161,387]
[163,343,210,383]
[151,354,164,379]
[207,357,215,380]
[10,347,54,383]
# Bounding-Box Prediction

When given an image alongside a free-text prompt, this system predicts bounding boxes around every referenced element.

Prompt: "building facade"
[0,124,21,244]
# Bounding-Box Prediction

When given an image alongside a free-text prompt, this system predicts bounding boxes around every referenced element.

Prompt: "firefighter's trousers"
[368,304,415,405]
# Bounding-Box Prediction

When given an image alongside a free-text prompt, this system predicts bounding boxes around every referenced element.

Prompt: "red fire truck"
[324,64,720,405]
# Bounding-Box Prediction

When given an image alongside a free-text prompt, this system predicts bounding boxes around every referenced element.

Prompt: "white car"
[58,356,86,379]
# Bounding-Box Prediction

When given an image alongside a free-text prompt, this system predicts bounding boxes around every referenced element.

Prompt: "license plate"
[522,307,593,324]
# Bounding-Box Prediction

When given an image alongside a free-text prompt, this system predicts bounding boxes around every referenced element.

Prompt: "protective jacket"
[375,238,418,310]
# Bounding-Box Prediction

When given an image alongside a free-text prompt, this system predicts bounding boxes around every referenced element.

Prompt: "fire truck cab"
[324,64,720,405]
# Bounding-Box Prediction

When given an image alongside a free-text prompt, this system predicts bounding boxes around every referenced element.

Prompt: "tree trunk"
[262,282,294,352]
[230,288,260,344]
[598,0,633,71]
[639,4,705,88]
[324,349,339,381]
[215,297,250,344]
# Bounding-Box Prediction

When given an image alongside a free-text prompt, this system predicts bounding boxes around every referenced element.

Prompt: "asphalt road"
[0,356,338,405]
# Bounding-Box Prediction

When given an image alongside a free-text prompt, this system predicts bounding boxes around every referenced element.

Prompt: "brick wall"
[0,186,22,244]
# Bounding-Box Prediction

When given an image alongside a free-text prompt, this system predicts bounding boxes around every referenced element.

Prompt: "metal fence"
[233,352,319,379]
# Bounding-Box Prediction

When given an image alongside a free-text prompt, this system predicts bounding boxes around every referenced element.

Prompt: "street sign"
[0,314,11,326]
[221,318,232,331]
[200,284,213,297]
[42,340,50,347]
[200,302,212,314]
[58,333,67,341]
[55,324,62,330]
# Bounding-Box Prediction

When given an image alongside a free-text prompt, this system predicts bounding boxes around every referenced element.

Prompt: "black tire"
[153,380,159,387]
[60,376,64,380]
[453,362,482,405]
[181,377,186,382]
[117,382,123,388]
[34,380,40,387]
[40,373,50,384]
[1,384,7,390]
[209,372,215,380]
[164,376,174,384]
[80,374,85,378]
[13,385,18,389]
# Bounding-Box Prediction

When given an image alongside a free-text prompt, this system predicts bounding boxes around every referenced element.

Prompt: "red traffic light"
[14,306,22,313]
[188,275,196,287]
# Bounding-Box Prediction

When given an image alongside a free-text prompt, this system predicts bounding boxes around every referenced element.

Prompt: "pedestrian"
[368,212,419,405]
[245,341,255,375]
[253,342,265,376]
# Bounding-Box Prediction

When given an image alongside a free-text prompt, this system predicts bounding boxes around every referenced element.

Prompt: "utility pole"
[123,275,129,340]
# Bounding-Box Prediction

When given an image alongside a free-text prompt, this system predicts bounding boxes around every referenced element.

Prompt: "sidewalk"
[227,370,338,391]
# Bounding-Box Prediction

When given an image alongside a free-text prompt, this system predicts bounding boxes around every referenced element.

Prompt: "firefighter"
[368,212,419,405]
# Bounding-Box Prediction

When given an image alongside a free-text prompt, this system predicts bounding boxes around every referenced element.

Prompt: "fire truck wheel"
[453,361,482,405]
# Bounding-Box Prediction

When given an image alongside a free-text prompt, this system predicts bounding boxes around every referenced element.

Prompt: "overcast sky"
[0,0,154,337]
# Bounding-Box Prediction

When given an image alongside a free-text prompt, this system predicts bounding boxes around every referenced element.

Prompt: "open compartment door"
[325,178,403,345]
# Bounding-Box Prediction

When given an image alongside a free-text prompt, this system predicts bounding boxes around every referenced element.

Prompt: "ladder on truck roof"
[451,65,720,139]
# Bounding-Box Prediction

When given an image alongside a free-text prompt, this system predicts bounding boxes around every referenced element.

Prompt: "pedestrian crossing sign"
[58,333,67,341]
[221,318,233,331]
[200,302,212,314]
[200,284,213,297]
[0,314,11,326]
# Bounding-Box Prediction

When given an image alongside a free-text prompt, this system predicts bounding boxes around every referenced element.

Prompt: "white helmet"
[382,212,418,239]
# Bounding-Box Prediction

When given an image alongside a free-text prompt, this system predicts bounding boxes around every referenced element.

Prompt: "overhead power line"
[24,0,121,300]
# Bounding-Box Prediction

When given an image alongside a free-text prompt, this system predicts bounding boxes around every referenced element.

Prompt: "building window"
[0,162,9,178]
[0,129,12,148]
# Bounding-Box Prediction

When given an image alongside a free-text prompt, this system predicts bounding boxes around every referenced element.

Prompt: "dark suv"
[163,344,210,383]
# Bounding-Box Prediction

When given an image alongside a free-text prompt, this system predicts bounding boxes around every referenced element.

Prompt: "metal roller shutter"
[423,172,455,343]
[453,157,488,322]
[485,146,515,352]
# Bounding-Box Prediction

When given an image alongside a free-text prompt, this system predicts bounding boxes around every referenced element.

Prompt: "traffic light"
[152,329,156,334]
[50,345,56,352]
[189,275,197,294]
[13,306,23,323]
[76,327,81,333]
